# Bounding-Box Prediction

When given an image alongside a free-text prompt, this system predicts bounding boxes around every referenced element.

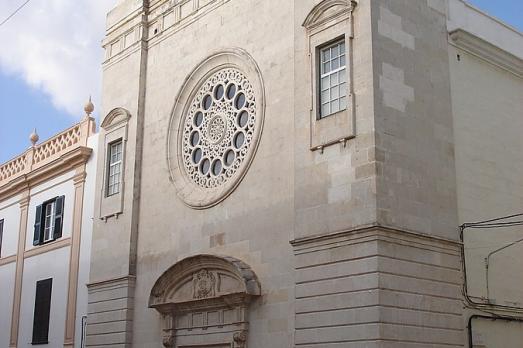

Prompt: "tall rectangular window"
[33,196,65,246]
[319,39,347,118]
[32,278,52,345]
[0,219,4,258]
[107,140,123,196]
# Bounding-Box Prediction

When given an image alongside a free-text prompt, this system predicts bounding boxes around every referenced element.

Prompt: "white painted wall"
[75,134,98,347]
[0,194,21,257]
[449,8,523,346]
[449,42,523,306]
[0,262,16,348]
[0,133,97,347]
[25,171,75,251]
[0,194,20,347]
[448,0,523,59]
[471,317,523,347]
[18,246,70,348]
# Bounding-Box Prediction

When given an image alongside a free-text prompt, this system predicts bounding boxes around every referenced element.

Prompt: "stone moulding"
[166,48,266,209]
[302,0,357,151]
[101,107,132,130]
[149,254,261,348]
[149,254,260,310]
[449,29,523,78]
[0,147,93,200]
[303,0,358,31]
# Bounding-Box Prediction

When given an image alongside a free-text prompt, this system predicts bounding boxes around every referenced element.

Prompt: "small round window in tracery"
[181,68,256,189]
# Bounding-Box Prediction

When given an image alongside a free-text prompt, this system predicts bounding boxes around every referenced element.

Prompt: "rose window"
[181,68,256,188]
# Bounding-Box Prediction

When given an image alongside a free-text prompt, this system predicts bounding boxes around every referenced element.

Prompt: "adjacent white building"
[0,104,97,348]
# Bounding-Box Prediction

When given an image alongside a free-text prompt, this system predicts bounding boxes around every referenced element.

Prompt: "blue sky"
[0,0,522,163]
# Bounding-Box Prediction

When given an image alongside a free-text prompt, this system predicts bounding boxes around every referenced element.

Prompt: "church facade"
[85,0,523,347]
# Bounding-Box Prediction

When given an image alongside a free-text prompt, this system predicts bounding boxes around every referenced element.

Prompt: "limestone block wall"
[373,0,459,240]
[292,227,463,348]
[86,0,523,347]
[127,0,296,346]
[290,0,465,346]
[293,0,377,241]
[86,2,148,347]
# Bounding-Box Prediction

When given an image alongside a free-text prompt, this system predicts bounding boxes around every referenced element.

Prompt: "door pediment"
[149,255,261,348]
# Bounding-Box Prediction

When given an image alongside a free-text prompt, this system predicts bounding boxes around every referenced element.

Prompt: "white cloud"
[0,0,119,117]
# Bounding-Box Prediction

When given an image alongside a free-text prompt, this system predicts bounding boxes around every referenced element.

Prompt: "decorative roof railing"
[0,116,96,188]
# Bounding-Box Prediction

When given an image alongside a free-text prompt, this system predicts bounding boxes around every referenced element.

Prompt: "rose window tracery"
[167,49,264,208]
[181,68,256,189]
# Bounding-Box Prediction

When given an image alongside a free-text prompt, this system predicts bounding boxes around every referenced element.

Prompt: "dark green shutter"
[53,196,64,240]
[32,278,52,344]
[33,204,43,246]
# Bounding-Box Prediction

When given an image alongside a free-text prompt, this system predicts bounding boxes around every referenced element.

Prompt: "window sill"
[310,95,355,150]
[31,341,49,345]
[317,107,348,121]
[25,238,71,258]
[34,237,60,247]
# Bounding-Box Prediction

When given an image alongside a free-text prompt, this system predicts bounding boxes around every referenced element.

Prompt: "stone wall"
[89,0,522,347]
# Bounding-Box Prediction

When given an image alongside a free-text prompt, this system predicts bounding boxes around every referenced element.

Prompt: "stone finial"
[84,96,94,117]
[29,128,39,146]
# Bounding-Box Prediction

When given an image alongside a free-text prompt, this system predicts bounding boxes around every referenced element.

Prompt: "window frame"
[42,201,55,243]
[33,196,64,246]
[106,139,123,197]
[99,108,131,220]
[317,37,348,119]
[304,3,356,151]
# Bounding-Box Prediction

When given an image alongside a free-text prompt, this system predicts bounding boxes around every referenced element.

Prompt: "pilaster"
[9,190,30,348]
[63,166,88,347]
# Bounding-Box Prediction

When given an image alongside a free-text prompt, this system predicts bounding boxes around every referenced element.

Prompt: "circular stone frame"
[167,49,265,209]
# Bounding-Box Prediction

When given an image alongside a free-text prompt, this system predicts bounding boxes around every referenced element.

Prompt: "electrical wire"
[466,222,523,229]
[0,0,31,28]
[463,213,523,226]
[459,213,523,314]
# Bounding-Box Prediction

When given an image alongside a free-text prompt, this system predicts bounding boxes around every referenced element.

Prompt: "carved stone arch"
[101,107,131,130]
[303,0,357,30]
[149,255,261,348]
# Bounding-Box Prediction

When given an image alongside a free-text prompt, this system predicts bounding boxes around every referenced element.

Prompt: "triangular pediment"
[303,0,357,30]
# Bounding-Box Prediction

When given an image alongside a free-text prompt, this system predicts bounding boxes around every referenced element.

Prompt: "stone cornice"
[290,223,462,252]
[86,275,137,290]
[102,0,232,66]
[0,147,92,200]
[449,29,523,78]
[0,117,95,191]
